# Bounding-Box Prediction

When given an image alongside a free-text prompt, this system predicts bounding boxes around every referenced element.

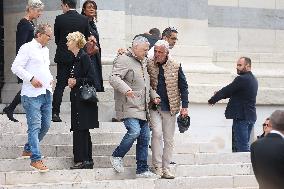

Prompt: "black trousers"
[7,90,21,110]
[73,130,93,163]
[52,63,71,114]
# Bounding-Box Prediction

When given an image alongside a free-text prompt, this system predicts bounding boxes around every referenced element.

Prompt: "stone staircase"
[0,114,258,189]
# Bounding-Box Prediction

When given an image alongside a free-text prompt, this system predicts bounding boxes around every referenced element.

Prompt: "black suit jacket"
[208,71,258,121]
[54,10,89,64]
[251,133,284,189]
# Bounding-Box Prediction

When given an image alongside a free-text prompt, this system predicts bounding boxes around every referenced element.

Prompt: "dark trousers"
[7,90,21,110]
[52,63,71,114]
[73,130,93,163]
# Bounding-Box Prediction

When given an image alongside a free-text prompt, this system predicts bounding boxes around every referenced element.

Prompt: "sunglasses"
[262,123,269,127]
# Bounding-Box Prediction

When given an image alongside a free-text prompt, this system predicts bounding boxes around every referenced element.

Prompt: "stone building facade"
[2,0,284,104]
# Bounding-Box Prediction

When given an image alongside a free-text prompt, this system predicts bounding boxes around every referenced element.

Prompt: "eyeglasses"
[170,37,178,41]
[44,33,51,38]
[262,123,269,127]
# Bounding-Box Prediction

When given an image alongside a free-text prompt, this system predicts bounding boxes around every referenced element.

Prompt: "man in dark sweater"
[208,57,258,152]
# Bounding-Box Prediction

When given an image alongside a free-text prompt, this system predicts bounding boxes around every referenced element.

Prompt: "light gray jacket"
[109,50,159,121]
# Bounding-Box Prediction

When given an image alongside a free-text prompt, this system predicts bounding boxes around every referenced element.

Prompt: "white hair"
[132,36,150,47]
[27,0,44,10]
[154,40,169,50]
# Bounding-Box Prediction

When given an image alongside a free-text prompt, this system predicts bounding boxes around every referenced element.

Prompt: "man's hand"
[117,48,126,56]
[68,78,76,88]
[88,35,96,43]
[208,98,215,106]
[31,77,43,88]
[153,97,161,105]
[125,90,135,98]
[50,80,54,88]
[180,108,188,117]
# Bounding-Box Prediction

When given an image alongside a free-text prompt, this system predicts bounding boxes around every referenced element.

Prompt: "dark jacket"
[88,20,104,92]
[70,49,99,131]
[208,71,258,121]
[16,18,34,54]
[16,18,35,83]
[251,133,284,189]
[54,10,89,64]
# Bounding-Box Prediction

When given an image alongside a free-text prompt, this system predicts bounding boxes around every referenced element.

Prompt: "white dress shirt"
[11,39,53,97]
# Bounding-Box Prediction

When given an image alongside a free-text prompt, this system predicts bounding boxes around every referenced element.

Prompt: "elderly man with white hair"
[147,40,189,179]
[109,36,160,178]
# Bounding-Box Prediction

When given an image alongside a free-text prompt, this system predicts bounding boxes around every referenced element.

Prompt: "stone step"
[0,175,258,189]
[0,153,251,172]
[0,142,218,159]
[0,132,125,146]
[0,121,126,135]
[0,130,219,150]
[0,166,256,186]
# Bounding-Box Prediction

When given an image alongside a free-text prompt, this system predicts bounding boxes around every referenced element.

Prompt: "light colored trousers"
[150,109,176,169]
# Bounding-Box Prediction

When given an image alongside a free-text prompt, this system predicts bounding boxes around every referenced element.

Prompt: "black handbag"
[79,81,99,103]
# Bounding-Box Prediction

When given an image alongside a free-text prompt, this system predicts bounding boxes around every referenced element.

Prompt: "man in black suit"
[208,57,258,152]
[251,110,284,189]
[52,0,90,122]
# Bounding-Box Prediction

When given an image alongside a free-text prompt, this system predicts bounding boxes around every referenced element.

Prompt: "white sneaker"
[110,156,124,173]
[136,170,160,178]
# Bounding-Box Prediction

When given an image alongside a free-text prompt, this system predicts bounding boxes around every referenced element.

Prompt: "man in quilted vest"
[147,40,189,179]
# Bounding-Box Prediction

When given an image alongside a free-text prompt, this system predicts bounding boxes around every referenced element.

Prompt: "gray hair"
[270,110,284,131]
[34,23,51,37]
[26,0,44,10]
[132,36,150,47]
[154,40,169,50]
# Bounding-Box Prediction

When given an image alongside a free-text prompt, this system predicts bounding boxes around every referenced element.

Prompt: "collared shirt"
[11,39,53,97]
[270,130,284,139]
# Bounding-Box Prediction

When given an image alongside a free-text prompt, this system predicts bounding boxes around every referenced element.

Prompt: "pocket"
[126,90,145,110]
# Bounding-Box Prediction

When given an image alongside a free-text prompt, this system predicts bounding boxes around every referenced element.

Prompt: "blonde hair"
[66,31,87,49]
[26,0,44,11]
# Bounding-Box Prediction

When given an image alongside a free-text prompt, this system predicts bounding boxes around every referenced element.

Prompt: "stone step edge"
[0,175,258,188]
[1,163,253,174]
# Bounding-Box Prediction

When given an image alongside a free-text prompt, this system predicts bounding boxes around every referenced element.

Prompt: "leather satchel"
[79,82,99,103]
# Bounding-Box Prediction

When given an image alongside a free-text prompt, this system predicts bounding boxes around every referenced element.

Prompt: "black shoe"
[70,161,93,169]
[52,113,62,122]
[3,107,19,122]
[112,118,119,122]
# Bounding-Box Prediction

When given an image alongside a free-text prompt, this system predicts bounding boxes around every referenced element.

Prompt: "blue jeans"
[112,118,150,174]
[21,90,52,162]
[232,119,254,152]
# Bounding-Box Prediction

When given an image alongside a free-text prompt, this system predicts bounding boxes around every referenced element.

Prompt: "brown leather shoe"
[30,160,49,172]
[22,151,32,159]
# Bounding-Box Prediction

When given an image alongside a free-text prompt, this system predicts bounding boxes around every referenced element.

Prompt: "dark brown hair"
[81,0,98,21]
